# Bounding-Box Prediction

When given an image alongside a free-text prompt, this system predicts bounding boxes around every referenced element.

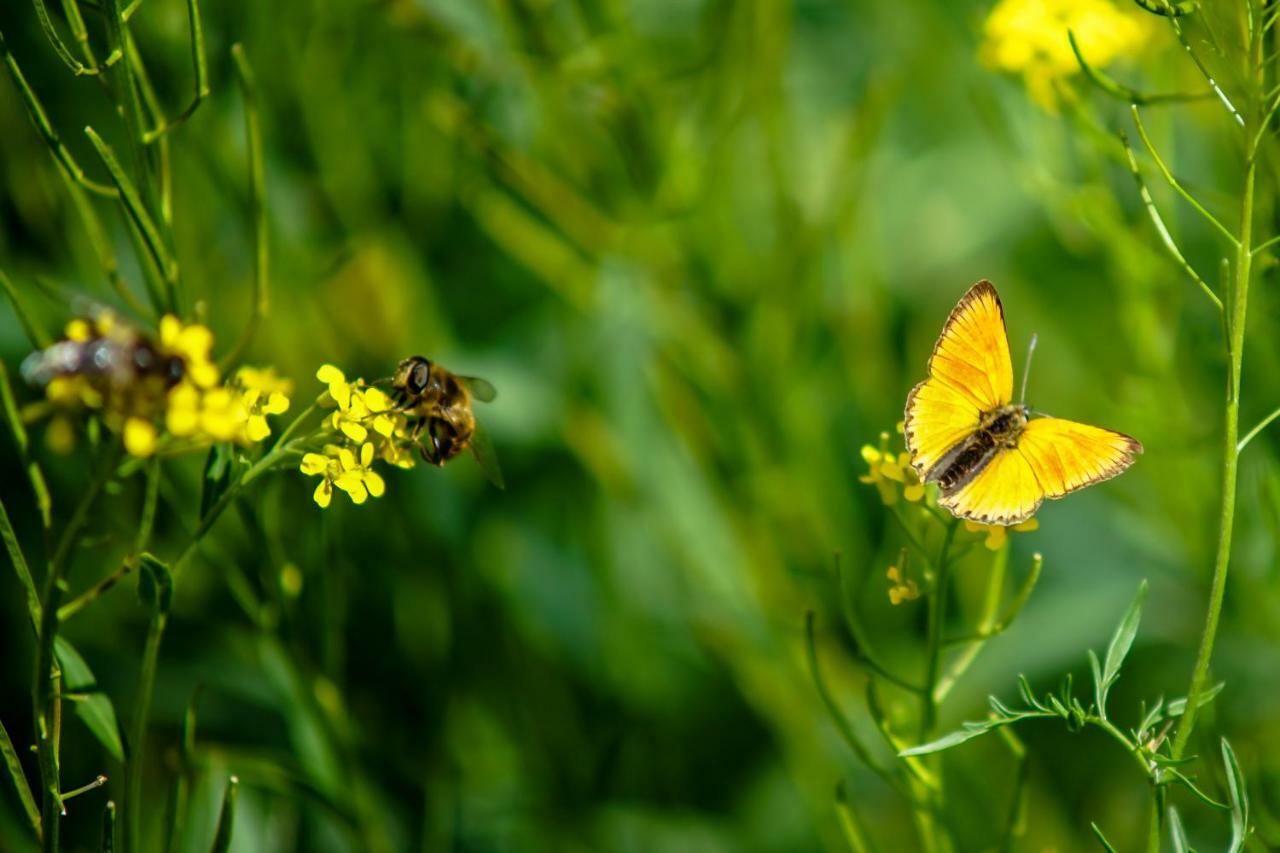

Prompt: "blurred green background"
[2,0,1280,850]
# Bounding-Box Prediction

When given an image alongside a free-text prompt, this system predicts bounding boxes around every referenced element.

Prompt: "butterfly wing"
[905,281,1015,477]
[1016,417,1142,499]
[938,446,1043,525]
[938,417,1142,524]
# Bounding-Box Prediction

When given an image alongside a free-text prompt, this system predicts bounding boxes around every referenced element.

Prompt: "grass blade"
[210,776,239,853]
[1090,822,1118,853]
[1100,579,1147,713]
[1223,737,1249,852]
[0,715,41,840]
[55,638,126,762]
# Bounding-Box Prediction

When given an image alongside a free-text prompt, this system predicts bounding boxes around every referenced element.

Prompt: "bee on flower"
[980,0,1152,108]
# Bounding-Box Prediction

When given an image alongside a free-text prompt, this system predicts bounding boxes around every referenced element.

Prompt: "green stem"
[1172,115,1257,761]
[33,446,119,853]
[125,602,167,853]
[921,520,959,738]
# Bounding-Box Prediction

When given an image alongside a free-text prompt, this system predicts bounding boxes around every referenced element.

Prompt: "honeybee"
[390,355,504,488]
[21,313,186,414]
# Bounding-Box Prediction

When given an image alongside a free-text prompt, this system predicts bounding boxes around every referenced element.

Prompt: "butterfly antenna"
[1019,333,1038,405]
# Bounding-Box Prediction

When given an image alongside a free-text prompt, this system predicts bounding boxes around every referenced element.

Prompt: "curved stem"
[920,520,959,738]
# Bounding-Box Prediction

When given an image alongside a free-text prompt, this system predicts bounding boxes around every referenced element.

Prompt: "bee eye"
[411,363,430,394]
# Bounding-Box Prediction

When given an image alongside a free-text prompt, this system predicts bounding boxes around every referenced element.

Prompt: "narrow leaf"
[899,723,993,757]
[1091,822,1118,853]
[1101,580,1147,707]
[1168,806,1189,853]
[0,496,40,634]
[55,638,125,762]
[1222,738,1249,853]
[0,716,40,839]
[210,776,239,853]
[0,361,52,530]
[0,267,50,348]
[1167,682,1225,717]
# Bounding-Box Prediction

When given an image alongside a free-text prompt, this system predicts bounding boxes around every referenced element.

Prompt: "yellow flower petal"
[364,470,385,498]
[904,483,925,502]
[160,315,182,347]
[1014,518,1040,532]
[316,364,346,384]
[313,479,332,508]
[359,442,373,467]
[363,387,392,413]
[246,414,271,442]
[860,445,881,465]
[300,453,330,476]
[340,421,368,442]
[65,319,92,342]
[338,447,358,470]
[373,414,395,437]
[124,418,157,457]
[265,392,290,415]
[331,382,351,410]
[984,527,1008,551]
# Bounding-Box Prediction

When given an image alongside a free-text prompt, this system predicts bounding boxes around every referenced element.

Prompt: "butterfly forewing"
[926,281,1014,412]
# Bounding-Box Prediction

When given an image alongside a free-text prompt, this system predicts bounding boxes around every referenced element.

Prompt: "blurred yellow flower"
[159,315,219,388]
[965,517,1040,550]
[859,433,925,504]
[981,0,1150,107]
[123,418,157,457]
[887,563,921,605]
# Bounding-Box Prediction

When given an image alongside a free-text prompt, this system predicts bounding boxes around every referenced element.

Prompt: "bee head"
[396,356,434,397]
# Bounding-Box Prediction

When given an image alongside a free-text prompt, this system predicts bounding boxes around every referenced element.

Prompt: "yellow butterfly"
[904,281,1142,525]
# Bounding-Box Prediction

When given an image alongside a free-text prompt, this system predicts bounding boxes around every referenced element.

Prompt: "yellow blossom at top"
[981,0,1151,108]
[965,517,1040,550]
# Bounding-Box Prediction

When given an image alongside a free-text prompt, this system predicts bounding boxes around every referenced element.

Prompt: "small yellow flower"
[65,319,93,342]
[299,442,387,508]
[860,434,925,504]
[964,517,1041,550]
[123,418,158,457]
[164,381,249,444]
[316,364,353,410]
[886,563,920,605]
[980,0,1151,108]
[236,366,292,442]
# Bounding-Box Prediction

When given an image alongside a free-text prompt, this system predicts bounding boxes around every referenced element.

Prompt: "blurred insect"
[904,281,1141,524]
[21,311,185,403]
[390,355,504,488]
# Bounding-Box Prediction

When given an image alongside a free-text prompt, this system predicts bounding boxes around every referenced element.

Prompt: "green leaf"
[899,722,994,757]
[55,637,125,762]
[137,553,173,614]
[1166,682,1225,717]
[1100,580,1147,713]
[0,715,40,839]
[210,775,239,853]
[1090,822,1118,853]
[1168,806,1189,853]
[0,495,40,635]
[199,444,233,520]
[1223,738,1249,852]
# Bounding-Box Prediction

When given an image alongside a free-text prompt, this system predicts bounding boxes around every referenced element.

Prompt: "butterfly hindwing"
[938,445,1043,525]
[1016,417,1142,499]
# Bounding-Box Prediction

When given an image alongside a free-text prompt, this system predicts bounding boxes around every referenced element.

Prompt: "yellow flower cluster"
[859,429,925,506]
[35,314,291,458]
[886,563,921,605]
[300,365,418,508]
[980,0,1151,108]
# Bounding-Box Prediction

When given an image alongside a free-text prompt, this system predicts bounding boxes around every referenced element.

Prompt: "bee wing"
[457,375,497,403]
[467,419,505,489]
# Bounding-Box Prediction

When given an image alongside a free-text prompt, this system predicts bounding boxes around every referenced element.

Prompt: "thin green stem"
[125,604,166,853]
[33,445,120,853]
[920,520,959,738]
[1238,404,1280,452]
[1172,106,1258,762]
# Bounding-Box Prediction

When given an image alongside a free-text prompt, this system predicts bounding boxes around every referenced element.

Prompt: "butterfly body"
[928,403,1028,493]
[904,282,1141,525]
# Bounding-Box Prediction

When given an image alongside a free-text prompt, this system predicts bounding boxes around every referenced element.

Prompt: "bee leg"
[417,436,445,466]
